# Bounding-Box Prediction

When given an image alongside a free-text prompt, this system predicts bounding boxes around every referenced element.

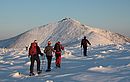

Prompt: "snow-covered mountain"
[0,18,130,48]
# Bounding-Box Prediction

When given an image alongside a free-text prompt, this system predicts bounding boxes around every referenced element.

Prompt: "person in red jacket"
[54,41,64,68]
[28,40,43,76]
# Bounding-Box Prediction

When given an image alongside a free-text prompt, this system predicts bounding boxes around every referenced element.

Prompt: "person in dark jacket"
[44,41,55,72]
[54,41,64,68]
[81,36,91,56]
[28,40,43,76]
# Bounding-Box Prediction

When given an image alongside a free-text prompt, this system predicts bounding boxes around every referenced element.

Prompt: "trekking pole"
[81,47,82,56]
[87,47,88,56]
[41,55,45,71]
[88,45,91,56]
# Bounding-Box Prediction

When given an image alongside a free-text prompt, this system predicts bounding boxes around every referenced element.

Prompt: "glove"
[40,53,44,56]
[28,55,30,58]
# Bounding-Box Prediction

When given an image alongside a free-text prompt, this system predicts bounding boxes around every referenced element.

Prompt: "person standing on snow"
[44,41,55,72]
[28,40,43,76]
[81,36,91,56]
[25,45,29,51]
[54,41,64,68]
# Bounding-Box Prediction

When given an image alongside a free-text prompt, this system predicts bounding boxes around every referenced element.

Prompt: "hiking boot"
[58,64,61,68]
[84,55,87,56]
[56,64,60,68]
[46,69,51,72]
[29,72,35,76]
[37,70,42,74]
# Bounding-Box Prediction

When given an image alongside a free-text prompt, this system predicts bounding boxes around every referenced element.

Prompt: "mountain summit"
[0,18,130,48]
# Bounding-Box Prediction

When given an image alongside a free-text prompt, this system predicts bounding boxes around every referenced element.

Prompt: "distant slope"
[0,18,130,48]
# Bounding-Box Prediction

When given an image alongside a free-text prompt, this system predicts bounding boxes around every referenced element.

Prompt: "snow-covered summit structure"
[0,18,130,48]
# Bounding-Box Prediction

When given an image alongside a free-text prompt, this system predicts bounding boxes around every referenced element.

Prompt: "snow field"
[0,44,130,82]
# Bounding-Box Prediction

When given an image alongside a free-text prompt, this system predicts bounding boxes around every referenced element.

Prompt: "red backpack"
[29,43,37,55]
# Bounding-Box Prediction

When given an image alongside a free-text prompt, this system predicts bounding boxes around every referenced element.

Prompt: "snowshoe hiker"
[28,40,43,76]
[25,45,29,51]
[54,41,64,68]
[44,41,55,72]
[81,36,91,56]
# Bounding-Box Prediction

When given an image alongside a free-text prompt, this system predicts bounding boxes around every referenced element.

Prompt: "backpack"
[54,43,61,52]
[44,46,53,56]
[29,43,37,55]
[82,39,88,47]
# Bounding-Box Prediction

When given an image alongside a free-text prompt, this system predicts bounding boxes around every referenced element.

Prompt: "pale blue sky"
[0,0,130,40]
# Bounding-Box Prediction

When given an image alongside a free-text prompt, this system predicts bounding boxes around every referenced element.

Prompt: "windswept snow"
[88,66,117,73]
[11,72,22,78]
[0,43,130,82]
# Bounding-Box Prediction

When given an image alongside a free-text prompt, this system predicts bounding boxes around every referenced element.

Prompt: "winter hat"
[48,41,51,45]
[34,40,37,43]
[57,41,60,44]
[84,36,86,39]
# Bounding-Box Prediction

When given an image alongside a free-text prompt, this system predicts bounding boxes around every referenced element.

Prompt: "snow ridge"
[0,18,130,48]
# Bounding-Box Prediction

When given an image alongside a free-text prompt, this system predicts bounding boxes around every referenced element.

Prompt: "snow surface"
[0,43,130,82]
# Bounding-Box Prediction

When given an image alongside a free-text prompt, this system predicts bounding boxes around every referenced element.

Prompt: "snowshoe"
[29,72,35,76]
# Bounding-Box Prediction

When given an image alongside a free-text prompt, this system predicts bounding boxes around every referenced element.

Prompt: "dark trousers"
[30,55,40,73]
[83,47,87,56]
[46,56,52,70]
